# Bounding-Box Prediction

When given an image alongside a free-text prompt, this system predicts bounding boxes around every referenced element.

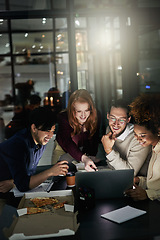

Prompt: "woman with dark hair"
[54,89,101,171]
[126,94,160,201]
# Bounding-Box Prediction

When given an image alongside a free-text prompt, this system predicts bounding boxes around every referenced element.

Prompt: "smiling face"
[134,124,159,147]
[74,101,91,125]
[31,124,55,145]
[107,107,131,137]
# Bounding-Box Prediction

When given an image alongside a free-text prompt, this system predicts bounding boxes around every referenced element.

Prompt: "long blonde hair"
[67,89,98,137]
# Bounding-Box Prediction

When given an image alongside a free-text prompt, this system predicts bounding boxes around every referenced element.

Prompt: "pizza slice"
[27,207,49,215]
[53,201,67,209]
[30,197,59,207]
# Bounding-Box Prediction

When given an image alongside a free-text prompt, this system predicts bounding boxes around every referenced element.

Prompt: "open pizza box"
[5,189,79,239]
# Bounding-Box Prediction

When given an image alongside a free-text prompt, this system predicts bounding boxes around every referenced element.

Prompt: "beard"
[109,125,127,138]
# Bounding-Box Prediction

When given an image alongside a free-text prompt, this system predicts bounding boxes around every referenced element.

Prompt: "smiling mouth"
[112,127,120,131]
[44,137,50,142]
[139,141,145,146]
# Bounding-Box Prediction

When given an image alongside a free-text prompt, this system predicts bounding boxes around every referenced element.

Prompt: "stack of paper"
[101,205,146,223]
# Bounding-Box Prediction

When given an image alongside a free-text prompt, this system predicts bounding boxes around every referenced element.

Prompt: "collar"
[27,128,42,150]
[34,144,42,153]
[116,123,134,141]
[152,141,160,154]
[28,128,36,148]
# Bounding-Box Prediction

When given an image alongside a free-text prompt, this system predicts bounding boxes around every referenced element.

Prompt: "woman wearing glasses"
[53,89,101,172]
[126,94,160,201]
[101,99,151,176]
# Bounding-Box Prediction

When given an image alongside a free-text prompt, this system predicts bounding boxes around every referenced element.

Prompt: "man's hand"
[0,179,15,193]
[50,160,69,176]
[101,131,116,154]
[81,154,98,172]
[125,184,148,201]
[30,161,69,190]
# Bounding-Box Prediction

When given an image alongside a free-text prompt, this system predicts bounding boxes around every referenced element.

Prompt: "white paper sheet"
[101,205,146,223]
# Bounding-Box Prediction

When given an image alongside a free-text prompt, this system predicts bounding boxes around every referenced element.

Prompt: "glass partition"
[0,19,8,31]
[138,26,160,93]
[14,54,55,98]
[11,19,53,31]
[55,53,70,108]
[9,0,67,10]
[0,0,5,10]
[9,0,51,10]
[0,57,12,101]
[55,31,68,52]
[52,0,66,9]
[0,33,10,54]
[55,18,68,52]
[0,56,13,126]
[138,0,160,7]
[75,17,88,90]
[12,32,53,54]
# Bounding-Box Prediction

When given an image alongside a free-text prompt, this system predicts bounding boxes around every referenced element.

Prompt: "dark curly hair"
[129,93,160,135]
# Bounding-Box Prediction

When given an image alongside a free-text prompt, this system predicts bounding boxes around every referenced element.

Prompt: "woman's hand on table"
[125,184,148,201]
[81,154,98,172]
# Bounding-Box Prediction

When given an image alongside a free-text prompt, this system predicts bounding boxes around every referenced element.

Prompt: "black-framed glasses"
[108,115,127,125]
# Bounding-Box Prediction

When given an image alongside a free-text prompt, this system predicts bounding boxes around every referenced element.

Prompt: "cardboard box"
[7,190,79,239]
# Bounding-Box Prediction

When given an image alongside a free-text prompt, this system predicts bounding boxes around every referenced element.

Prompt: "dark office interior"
[0,1,160,240]
[0,0,160,128]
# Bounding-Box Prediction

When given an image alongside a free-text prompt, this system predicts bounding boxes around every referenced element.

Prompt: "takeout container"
[5,189,79,239]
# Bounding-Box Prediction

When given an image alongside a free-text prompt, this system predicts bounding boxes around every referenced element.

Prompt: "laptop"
[75,169,134,199]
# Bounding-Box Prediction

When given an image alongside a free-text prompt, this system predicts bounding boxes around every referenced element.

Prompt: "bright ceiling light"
[42,18,46,24]
[75,20,80,26]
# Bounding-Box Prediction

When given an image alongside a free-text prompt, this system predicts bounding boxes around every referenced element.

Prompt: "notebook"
[75,169,134,199]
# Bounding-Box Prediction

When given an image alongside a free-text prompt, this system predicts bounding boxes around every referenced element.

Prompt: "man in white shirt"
[101,99,151,176]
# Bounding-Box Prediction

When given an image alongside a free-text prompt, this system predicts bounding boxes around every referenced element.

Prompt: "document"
[101,205,146,223]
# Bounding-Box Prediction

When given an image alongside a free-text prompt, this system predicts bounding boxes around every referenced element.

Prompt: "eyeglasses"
[108,115,127,125]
